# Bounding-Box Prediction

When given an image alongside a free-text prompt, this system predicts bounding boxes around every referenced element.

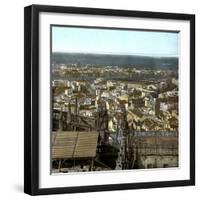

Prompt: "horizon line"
[52,51,178,58]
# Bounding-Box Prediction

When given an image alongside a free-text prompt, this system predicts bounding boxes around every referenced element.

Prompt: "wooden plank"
[52,131,98,159]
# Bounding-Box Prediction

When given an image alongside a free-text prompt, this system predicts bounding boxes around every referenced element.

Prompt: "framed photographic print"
[24,4,195,195]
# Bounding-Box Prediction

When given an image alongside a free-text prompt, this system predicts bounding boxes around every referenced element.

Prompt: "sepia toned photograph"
[51,26,179,173]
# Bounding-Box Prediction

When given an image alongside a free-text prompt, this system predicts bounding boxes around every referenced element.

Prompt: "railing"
[137,143,178,155]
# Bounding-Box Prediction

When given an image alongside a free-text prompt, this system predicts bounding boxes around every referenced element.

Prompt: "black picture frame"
[24,4,195,196]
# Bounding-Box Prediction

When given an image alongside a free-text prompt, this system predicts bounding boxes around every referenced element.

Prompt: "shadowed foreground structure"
[52,131,100,172]
[52,129,178,172]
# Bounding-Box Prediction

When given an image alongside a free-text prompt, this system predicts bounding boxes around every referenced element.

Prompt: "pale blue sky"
[52,26,178,57]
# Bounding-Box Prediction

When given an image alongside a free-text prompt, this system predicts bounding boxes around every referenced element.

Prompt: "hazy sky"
[52,26,178,57]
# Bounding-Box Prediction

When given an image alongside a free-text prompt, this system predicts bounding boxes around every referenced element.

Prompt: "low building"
[131,135,178,169]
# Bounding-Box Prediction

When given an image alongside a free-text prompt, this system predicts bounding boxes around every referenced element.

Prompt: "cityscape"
[51,27,179,173]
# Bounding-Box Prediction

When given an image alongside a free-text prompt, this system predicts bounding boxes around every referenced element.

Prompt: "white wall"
[0,0,199,199]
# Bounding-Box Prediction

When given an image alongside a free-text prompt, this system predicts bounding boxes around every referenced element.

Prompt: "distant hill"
[52,52,178,71]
